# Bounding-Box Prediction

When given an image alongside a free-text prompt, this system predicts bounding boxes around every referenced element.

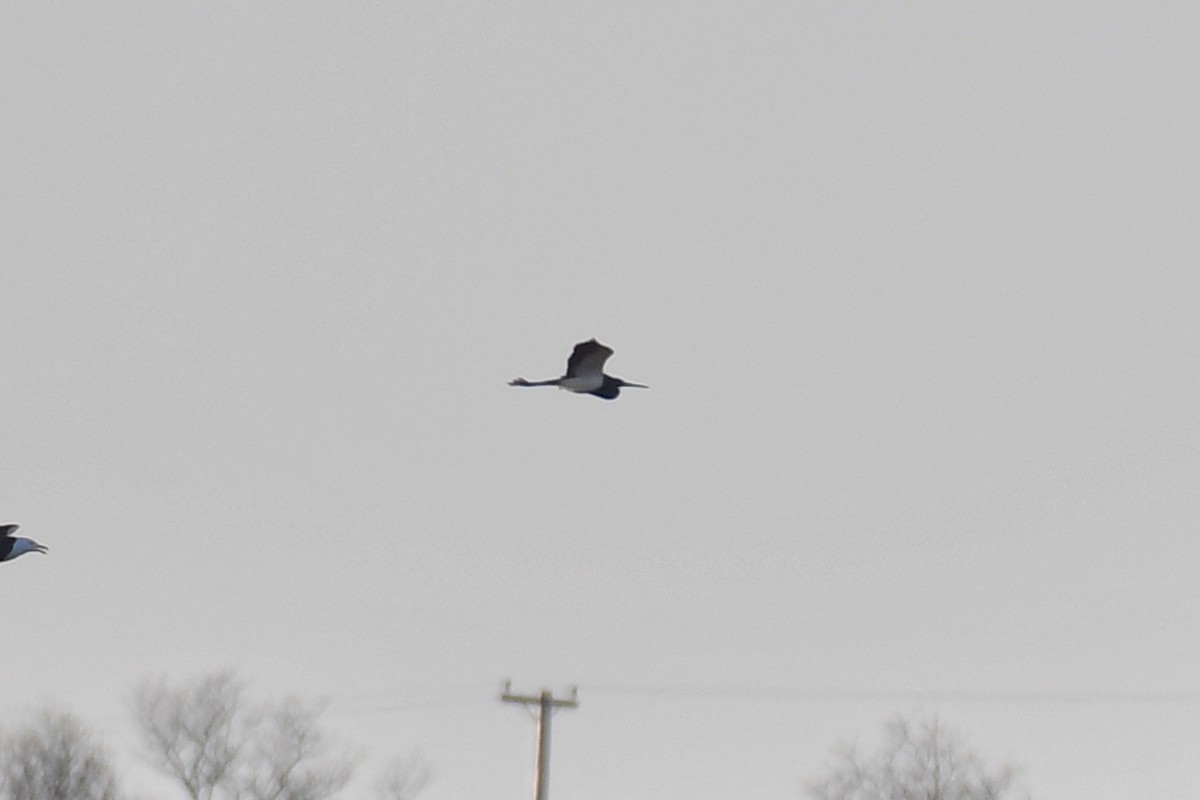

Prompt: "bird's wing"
[566,339,613,378]
[0,524,18,539]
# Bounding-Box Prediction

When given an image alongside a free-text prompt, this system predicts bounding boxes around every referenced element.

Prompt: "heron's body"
[509,339,647,400]
[559,374,605,394]
[0,524,48,562]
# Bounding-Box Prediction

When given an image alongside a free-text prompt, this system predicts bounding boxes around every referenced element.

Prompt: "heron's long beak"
[33,543,48,554]
[623,382,649,389]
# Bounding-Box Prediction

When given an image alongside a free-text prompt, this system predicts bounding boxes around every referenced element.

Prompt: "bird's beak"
[33,543,48,554]
[624,382,649,389]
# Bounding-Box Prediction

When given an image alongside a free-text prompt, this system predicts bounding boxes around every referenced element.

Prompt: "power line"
[584,683,1200,706]
[297,681,1200,720]
[324,682,496,704]
[326,696,492,717]
[320,682,497,716]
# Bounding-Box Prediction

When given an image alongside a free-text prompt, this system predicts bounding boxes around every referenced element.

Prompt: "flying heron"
[509,339,648,400]
[0,524,48,563]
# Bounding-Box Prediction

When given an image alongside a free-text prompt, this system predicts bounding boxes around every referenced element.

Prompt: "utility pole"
[501,680,578,800]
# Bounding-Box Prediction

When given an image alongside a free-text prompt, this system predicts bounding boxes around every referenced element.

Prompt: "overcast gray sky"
[2,3,1198,799]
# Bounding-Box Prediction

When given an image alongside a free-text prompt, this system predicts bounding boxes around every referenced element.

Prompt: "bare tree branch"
[132,672,381,800]
[236,697,356,800]
[373,751,431,800]
[806,715,1024,800]
[0,707,122,800]
[132,672,243,800]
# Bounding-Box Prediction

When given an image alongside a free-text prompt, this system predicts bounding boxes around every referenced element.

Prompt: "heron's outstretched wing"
[565,339,613,379]
[0,524,19,538]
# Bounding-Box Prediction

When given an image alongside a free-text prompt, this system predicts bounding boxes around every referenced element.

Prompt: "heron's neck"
[6,539,37,560]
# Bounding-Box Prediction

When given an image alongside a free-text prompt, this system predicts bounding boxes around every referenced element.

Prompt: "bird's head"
[10,538,48,559]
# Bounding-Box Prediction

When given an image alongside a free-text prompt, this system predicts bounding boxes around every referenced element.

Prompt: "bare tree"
[373,751,430,800]
[236,697,355,800]
[0,707,122,800]
[131,672,362,800]
[133,672,243,800]
[806,716,1024,800]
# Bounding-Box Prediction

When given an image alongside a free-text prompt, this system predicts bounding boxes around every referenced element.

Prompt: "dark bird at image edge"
[0,525,48,562]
